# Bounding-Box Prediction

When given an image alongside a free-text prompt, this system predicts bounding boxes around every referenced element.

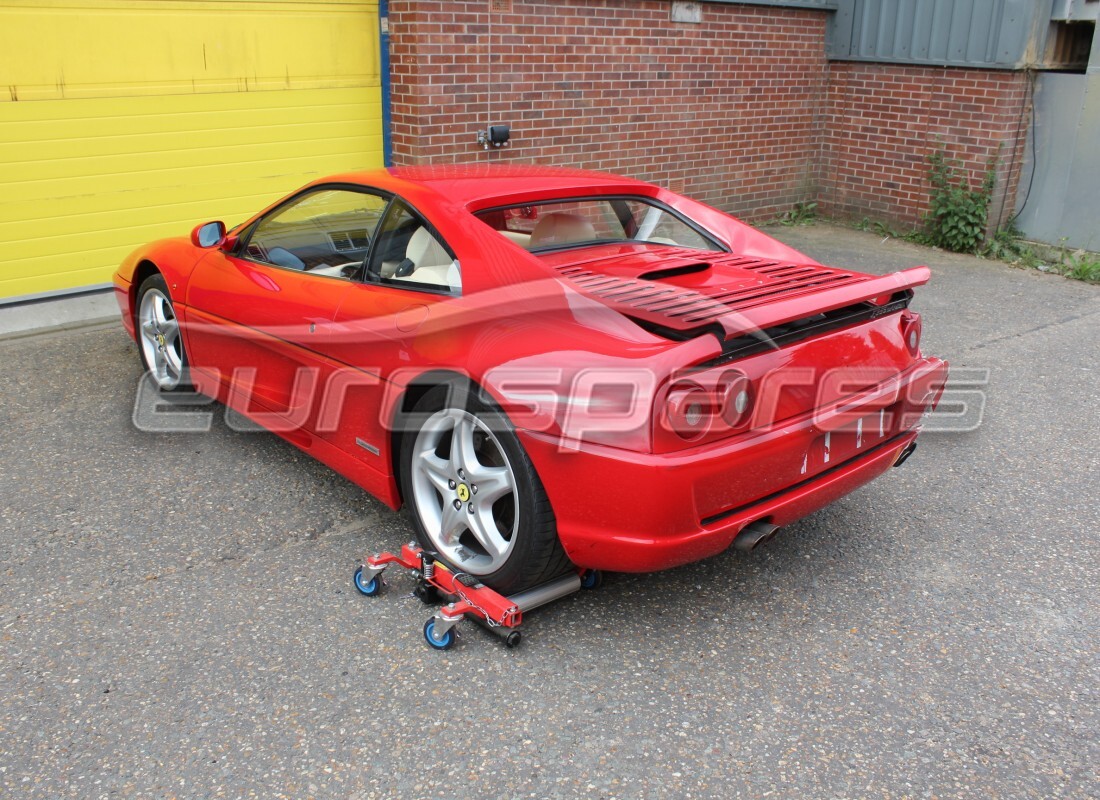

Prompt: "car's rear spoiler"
[713,267,931,339]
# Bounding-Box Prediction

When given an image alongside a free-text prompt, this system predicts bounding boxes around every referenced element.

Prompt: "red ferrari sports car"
[115,165,947,593]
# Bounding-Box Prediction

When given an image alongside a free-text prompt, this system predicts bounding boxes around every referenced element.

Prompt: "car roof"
[319,164,655,208]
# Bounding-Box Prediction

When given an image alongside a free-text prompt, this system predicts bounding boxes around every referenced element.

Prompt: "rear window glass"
[474,197,723,253]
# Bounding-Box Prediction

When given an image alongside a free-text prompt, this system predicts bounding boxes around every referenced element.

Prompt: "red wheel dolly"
[353,542,601,650]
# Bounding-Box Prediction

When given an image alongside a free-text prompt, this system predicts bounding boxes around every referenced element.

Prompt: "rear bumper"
[519,357,947,572]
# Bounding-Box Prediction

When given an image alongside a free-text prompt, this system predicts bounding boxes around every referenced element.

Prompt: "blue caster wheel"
[353,566,381,597]
[580,569,603,590]
[423,618,455,650]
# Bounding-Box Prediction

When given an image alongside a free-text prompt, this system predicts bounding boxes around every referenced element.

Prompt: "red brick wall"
[819,63,1031,229]
[389,0,829,221]
[390,1,1031,229]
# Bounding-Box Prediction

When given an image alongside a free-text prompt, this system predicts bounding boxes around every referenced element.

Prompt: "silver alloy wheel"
[138,288,184,390]
[410,407,519,574]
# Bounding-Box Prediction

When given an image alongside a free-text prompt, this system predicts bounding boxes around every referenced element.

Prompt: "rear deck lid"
[539,245,929,340]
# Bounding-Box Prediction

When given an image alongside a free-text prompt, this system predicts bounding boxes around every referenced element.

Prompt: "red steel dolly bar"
[353,542,601,650]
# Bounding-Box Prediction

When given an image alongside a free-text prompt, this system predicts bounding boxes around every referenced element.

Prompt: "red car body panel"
[522,358,946,571]
[114,165,947,573]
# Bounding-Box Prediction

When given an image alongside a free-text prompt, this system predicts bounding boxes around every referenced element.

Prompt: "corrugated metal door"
[0,0,383,300]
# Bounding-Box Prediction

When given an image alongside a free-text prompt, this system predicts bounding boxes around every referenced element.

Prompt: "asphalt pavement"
[0,224,1096,799]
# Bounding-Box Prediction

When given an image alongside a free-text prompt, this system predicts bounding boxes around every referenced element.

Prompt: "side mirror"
[191,220,226,248]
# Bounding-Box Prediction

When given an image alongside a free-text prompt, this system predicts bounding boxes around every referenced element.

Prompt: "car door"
[185,186,390,427]
[319,199,461,460]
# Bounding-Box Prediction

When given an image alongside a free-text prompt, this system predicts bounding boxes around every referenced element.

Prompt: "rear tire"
[398,384,570,594]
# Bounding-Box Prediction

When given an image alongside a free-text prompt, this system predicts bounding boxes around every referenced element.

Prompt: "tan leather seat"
[499,229,532,248]
[403,227,460,288]
[528,213,597,248]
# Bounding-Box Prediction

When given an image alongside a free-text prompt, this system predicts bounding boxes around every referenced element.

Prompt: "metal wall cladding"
[1049,0,1100,22]
[0,0,383,299]
[707,0,839,8]
[827,0,1051,68]
[1015,72,1100,250]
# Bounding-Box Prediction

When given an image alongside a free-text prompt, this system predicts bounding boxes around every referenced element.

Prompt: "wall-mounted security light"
[477,124,511,149]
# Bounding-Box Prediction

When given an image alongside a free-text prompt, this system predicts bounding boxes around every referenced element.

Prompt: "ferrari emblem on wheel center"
[456,483,471,503]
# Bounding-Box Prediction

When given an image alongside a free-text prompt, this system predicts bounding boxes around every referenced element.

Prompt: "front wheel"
[135,273,190,391]
[399,385,570,595]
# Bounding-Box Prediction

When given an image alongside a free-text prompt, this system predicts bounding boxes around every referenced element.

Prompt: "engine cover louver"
[554,254,873,333]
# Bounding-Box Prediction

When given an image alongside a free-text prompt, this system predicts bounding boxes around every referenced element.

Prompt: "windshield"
[473,197,724,253]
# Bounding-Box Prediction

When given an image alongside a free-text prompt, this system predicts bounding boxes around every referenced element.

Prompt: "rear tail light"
[665,382,711,440]
[901,312,922,355]
[661,371,760,445]
[718,369,754,428]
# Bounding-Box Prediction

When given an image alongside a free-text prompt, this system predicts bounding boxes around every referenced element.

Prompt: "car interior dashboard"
[244,211,379,279]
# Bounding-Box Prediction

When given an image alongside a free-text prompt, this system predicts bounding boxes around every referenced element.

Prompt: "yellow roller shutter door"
[0,0,383,299]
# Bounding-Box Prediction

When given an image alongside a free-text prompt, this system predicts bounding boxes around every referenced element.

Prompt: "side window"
[366,201,460,293]
[243,189,389,279]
